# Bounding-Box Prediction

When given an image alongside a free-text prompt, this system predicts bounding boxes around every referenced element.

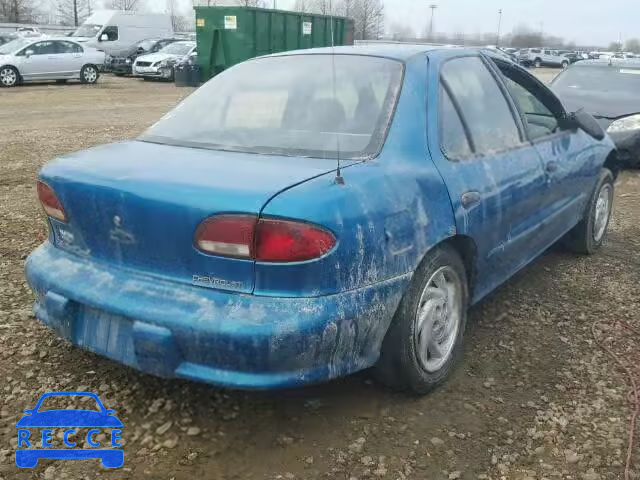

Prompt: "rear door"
[428,53,548,300]
[54,41,84,77]
[490,59,597,243]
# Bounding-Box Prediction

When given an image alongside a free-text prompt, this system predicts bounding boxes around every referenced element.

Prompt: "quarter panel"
[256,56,456,297]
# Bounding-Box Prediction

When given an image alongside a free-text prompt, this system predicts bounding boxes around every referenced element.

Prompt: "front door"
[489,59,597,244]
[427,54,548,302]
[54,41,85,77]
[18,41,59,80]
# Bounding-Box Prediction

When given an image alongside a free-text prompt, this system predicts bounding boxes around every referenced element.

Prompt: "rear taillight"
[195,215,336,263]
[37,181,66,222]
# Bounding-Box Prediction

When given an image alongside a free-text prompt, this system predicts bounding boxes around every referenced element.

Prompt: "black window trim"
[487,56,571,144]
[437,53,531,162]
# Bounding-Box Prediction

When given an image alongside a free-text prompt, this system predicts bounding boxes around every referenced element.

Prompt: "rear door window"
[56,41,83,54]
[441,56,521,156]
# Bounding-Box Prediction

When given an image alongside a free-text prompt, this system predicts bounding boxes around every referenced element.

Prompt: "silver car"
[0,37,105,87]
[133,41,196,81]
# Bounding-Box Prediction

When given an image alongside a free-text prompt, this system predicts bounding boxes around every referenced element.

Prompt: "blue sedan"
[26,45,617,394]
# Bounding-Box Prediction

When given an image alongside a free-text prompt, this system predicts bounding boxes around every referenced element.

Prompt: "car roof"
[269,43,480,61]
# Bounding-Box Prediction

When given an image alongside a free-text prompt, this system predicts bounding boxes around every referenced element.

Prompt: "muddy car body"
[26,45,617,393]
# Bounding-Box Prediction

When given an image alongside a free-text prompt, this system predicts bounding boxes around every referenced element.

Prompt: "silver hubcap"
[84,67,97,83]
[593,184,612,242]
[0,68,17,86]
[415,266,462,373]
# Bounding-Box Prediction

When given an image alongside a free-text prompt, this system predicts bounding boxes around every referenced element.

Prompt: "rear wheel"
[561,60,569,69]
[80,64,99,84]
[565,168,614,254]
[374,245,469,394]
[534,58,542,68]
[0,66,19,87]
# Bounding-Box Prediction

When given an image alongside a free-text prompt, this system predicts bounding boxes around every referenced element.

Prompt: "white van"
[68,10,174,55]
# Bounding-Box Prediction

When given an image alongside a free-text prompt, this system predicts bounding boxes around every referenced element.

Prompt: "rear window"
[141,54,404,159]
[553,66,640,92]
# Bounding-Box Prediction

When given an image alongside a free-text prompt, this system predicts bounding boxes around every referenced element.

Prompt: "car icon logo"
[15,391,123,469]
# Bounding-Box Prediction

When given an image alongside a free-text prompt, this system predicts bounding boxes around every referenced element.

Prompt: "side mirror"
[23,409,34,414]
[100,34,109,42]
[25,49,34,58]
[568,109,606,141]
[105,409,115,415]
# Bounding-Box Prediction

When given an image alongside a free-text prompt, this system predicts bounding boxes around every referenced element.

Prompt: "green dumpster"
[194,6,354,81]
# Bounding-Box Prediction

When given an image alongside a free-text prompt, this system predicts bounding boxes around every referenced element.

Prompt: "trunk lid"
[41,140,348,293]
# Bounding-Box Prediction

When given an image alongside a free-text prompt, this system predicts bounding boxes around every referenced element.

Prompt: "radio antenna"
[329,0,345,185]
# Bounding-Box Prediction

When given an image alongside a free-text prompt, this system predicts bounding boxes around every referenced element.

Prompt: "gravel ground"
[1,72,639,480]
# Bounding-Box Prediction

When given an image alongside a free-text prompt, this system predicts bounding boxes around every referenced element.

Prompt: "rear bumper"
[25,244,409,389]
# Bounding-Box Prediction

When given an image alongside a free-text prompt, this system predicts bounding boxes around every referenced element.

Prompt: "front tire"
[0,66,19,87]
[534,58,542,68]
[566,168,614,254]
[80,64,99,84]
[374,245,469,395]
[561,60,569,69]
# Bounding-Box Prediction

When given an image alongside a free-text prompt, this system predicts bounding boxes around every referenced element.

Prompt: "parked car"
[552,59,640,167]
[15,26,42,38]
[557,50,583,64]
[106,37,183,76]
[519,48,571,68]
[69,10,174,56]
[0,38,104,87]
[0,33,16,46]
[133,40,196,81]
[26,45,616,394]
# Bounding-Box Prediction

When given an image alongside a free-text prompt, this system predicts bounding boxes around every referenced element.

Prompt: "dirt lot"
[1,71,639,480]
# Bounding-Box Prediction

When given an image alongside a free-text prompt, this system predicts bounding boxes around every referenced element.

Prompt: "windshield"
[141,55,403,159]
[0,38,30,55]
[72,24,102,38]
[159,42,193,55]
[136,39,157,51]
[554,65,640,93]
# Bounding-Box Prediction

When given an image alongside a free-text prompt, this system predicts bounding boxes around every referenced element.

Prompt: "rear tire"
[565,168,614,254]
[80,64,99,84]
[374,245,469,395]
[0,66,19,87]
[561,60,569,69]
[534,58,542,68]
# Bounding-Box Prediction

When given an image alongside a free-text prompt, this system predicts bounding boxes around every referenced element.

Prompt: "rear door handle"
[461,191,481,209]
[546,161,559,173]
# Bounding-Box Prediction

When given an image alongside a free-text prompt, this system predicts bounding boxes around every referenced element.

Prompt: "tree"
[353,0,384,40]
[0,0,41,23]
[107,0,140,10]
[608,41,622,52]
[624,38,640,53]
[54,0,90,26]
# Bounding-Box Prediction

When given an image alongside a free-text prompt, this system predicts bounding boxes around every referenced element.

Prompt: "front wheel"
[0,66,19,87]
[374,245,469,395]
[534,58,542,68]
[80,64,99,84]
[565,168,614,254]
[561,61,569,69]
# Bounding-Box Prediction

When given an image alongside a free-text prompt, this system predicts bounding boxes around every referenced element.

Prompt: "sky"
[106,0,638,47]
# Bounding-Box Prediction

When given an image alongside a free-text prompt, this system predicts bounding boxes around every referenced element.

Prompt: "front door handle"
[546,161,559,173]
[461,191,481,209]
